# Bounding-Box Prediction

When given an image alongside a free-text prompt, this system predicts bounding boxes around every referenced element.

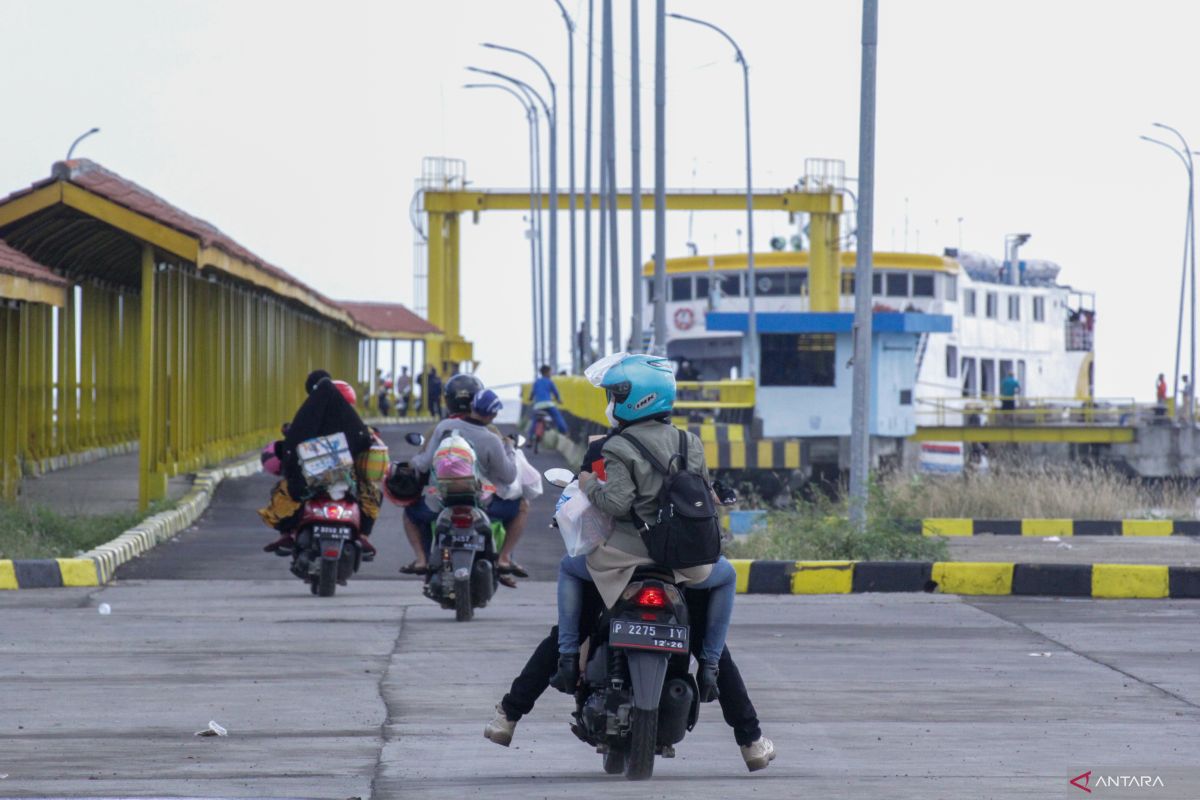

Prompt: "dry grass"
[882,463,1198,520]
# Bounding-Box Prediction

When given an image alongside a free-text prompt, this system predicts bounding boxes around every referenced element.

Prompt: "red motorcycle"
[288,486,364,597]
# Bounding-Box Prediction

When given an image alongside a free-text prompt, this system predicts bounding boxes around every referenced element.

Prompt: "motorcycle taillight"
[635,587,667,608]
[450,508,474,529]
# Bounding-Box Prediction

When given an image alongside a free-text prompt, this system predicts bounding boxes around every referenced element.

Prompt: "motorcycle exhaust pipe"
[656,678,693,746]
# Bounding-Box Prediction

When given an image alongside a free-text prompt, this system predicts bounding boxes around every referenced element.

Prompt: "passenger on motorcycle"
[528,364,568,439]
[484,579,776,771]
[400,374,529,584]
[549,353,738,703]
[258,370,382,557]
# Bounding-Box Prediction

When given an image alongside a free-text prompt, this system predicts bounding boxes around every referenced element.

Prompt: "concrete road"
[3,423,1200,798]
[948,533,1200,566]
[117,423,570,583]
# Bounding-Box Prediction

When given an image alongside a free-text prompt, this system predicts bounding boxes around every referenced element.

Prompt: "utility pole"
[583,0,595,363]
[653,0,667,352]
[603,0,621,352]
[849,0,879,531]
[629,0,644,352]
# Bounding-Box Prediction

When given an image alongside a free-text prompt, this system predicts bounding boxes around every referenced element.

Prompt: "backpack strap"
[677,428,689,475]
[617,430,671,476]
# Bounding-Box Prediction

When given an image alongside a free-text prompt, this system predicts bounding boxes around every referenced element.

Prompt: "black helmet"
[444,373,484,415]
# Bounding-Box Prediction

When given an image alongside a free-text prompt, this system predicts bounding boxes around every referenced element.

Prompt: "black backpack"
[618,428,722,570]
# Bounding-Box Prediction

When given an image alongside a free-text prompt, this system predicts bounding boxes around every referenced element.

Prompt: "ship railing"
[915,396,1155,428]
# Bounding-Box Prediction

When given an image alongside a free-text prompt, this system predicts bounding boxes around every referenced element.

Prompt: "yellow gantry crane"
[417,184,847,372]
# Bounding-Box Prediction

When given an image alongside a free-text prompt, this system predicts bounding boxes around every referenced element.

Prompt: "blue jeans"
[557,554,736,665]
[529,406,568,438]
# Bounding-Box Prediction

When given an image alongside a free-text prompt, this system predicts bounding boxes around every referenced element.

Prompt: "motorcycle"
[544,466,740,780]
[420,432,525,622]
[288,480,364,597]
[530,407,552,454]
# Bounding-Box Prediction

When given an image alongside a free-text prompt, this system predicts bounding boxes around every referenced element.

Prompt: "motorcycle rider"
[258,370,381,557]
[528,364,569,439]
[549,354,738,703]
[399,374,529,584]
[483,582,776,771]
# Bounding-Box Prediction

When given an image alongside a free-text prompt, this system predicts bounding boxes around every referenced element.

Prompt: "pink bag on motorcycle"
[433,433,477,480]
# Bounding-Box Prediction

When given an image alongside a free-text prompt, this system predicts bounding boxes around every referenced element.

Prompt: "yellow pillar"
[808,201,841,313]
[446,212,461,340]
[139,245,166,508]
[426,211,447,371]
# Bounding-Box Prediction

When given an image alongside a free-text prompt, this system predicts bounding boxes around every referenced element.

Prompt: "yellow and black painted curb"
[728,559,1200,599]
[0,456,262,590]
[922,519,1200,537]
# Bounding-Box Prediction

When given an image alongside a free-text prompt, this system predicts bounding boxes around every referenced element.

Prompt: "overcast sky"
[1,0,1197,398]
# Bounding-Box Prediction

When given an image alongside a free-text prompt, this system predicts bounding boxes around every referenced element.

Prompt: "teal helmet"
[594,353,676,423]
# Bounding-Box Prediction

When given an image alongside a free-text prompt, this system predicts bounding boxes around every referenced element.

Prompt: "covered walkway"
[0,159,447,506]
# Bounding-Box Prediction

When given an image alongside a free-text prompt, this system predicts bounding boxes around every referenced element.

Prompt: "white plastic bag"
[515,449,544,500]
[554,480,613,557]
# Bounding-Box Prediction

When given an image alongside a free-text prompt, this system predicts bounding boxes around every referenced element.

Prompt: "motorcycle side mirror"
[405,432,425,447]
[543,467,575,488]
[511,434,528,448]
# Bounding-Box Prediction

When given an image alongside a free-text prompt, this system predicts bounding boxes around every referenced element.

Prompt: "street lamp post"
[1143,129,1196,419]
[484,43,560,371]
[66,127,100,160]
[553,0,579,371]
[464,82,543,374]
[467,66,555,365]
[667,13,757,379]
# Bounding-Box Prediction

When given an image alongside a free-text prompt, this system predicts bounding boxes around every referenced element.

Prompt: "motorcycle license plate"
[440,531,484,551]
[313,526,351,539]
[609,619,689,654]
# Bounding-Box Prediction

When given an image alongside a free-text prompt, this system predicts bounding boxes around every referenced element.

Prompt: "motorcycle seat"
[631,565,676,583]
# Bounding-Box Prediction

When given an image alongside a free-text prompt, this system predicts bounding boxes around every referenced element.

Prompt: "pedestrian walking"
[427,367,443,418]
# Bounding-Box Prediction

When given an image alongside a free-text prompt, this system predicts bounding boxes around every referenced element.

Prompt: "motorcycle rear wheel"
[454,577,473,621]
[317,559,338,597]
[602,749,626,775]
[625,707,657,780]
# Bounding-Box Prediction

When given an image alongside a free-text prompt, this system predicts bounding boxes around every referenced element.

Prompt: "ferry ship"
[639,246,1096,473]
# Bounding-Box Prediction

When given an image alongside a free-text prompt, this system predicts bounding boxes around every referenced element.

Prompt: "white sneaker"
[484,703,517,747]
[740,736,776,772]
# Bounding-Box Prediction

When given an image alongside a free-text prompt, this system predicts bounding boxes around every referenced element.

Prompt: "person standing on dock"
[1156,373,1168,418]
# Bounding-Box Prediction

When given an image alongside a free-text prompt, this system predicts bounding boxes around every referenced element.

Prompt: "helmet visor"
[584,351,630,387]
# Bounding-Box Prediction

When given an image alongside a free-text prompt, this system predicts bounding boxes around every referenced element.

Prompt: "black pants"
[501,587,762,747]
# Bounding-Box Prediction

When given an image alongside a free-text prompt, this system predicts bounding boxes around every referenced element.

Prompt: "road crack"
[369,604,408,800]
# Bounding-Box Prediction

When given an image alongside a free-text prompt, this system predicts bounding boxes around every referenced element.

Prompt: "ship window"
[841,272,855,295]
[695,277,710,299]
[646,279,656,303]
[760,333,836,387]
[985,292,998,319]
[786,271,808,295]
[961,357,977,397]
[899,389,913,406]
[964,289,977,316]
[720,274,742,297]
[981,358,996,396]
[886,273,909,297]
[670,277,693,301]
[912,274,935,297]
[1007,295,1021,320]
[1018,359,1026,388]
[756,273,787,296]
[946,345,958,378]
[1033,296,1045,322]
[945,275,958,300]
[872,273,882,294]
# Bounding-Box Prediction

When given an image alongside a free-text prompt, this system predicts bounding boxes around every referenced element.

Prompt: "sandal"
[498,573,519,589]
[496,561,529,578]
[399,561,429,575]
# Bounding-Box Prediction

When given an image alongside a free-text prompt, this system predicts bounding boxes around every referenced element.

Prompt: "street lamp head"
[66,126,101,161]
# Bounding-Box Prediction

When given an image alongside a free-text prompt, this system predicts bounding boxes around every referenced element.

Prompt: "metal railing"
[914,396,1165,428]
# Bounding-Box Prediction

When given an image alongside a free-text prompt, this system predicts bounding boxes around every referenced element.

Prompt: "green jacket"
[585,419,710,555]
